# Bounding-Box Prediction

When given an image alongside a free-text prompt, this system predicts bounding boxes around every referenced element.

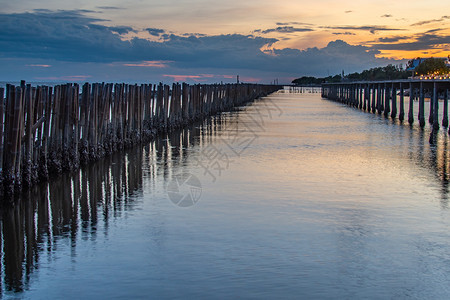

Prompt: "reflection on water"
[1,92,450,298]
[0,113,236,294]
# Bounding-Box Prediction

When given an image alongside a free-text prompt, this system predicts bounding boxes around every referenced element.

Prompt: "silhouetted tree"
[291,63,409,84]
[414,58,450,76]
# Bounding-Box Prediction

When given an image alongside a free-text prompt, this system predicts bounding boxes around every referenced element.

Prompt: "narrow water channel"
[1,90,450,299]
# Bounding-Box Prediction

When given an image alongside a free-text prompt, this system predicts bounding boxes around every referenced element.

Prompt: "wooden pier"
[0,81,280,199]
[322,79,450,131]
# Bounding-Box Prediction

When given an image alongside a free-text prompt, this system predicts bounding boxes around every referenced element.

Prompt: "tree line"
[292,58,450,85]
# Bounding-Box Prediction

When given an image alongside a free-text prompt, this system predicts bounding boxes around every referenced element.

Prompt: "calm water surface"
[2,90,450,299]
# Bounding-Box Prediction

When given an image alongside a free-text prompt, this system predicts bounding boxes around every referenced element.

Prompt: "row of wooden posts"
[0,81,280,198]
[322,80,450,131]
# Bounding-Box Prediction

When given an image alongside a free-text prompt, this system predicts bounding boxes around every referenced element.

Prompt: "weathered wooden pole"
[362,85,366,111]
[359,84,363,109]
[384,83,390,117]
[23,84,34,187]
[391,83,397,119]
[443,89,449,127]
[156,83,163,127]
[365,84,369,110]
[399,83,404,121]
[347,85,350,106]
[408,82,414,124]
[377,84,382,114]
[419,82,425,127]
[345,85,351,106]
[0,87,4,184]
[371,84,376,113]
[429,83,434,125]
[41,86,51,179]
[433,82,439,130]
[363,84,367,110]
[72,84,80,167]
[5,86,23,190]
[164,84,170,128]
[16,84,26,188]
[89,84,99,158]
[3,85,13,191]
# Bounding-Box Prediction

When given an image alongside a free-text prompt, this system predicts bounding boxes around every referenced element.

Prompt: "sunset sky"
[1,0,449,83]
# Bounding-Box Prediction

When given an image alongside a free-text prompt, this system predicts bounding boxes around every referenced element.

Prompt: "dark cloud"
[267,40,391,75]
[261,26,314,34]
[161,33,171,40]
[411,16,450,26]
[96,6,121,10]
[146,28,165,36]
[0,10,394,77]
[381,14,392,18]
[345,10,353,13]
[276,22,313,26]
[181,33,207,37]
[110,26,135,35]
[372,32,450,51]
[333,32,356,36]
[0,10,130,62]
[33,8,98,15]
[325,25,400,34]
[377,36,409,43]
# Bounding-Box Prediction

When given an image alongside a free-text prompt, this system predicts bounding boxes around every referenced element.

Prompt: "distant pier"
[322,78,450,132]
[287,85,321,93]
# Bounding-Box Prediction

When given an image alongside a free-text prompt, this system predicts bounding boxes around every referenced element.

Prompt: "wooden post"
[0,87,4,180]
[80,83,90,162]
[164,84,170,128]
[72,84,80,168]
[443,89,449,127]
[23,84,34,187]
[90,84,99,158]
[16,84,26,187]
[157,83,163,127]
[40,86,51,180]
[7,86,24,188]
[384,83,390,117]
[377,84,382,114]
[33,86,43,180]
[399,83,404,121]
[419,81,425,127]
[49,85,60,172]
[182,83,189,122]
[429,84,434,125]
[359,84,363,109]
[3,85,13,190]
[433,82,439,130]
[408,82,414,124]
[371,84,376,113]
[391,83,397,119]
[363,85,367,111]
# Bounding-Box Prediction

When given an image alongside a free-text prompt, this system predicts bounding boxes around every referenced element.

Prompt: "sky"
[1,0,449,84]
